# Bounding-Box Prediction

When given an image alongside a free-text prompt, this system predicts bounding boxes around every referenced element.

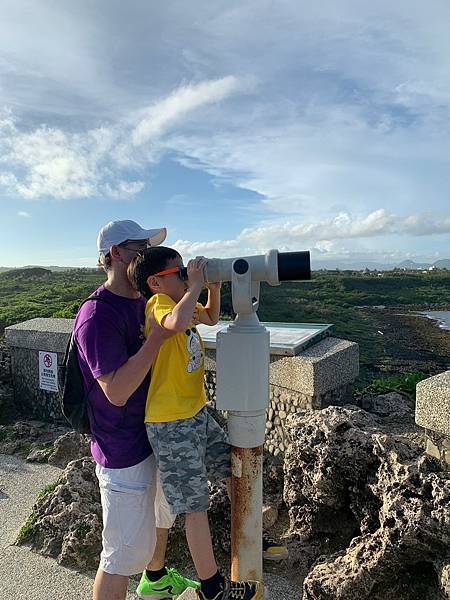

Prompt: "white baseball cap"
[97,220,167,254]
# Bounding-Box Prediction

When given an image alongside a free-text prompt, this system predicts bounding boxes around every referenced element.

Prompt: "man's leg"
[93,570,128,600]
[95,456,158,600]
[146,527,169,571]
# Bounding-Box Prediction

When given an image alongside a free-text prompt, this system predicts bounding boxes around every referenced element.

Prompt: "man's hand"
[146,311,174,342]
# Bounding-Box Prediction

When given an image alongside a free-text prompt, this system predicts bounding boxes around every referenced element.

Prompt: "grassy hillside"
[1,267,449,384]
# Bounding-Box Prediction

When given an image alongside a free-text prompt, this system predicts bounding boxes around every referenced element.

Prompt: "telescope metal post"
[216,266,269,585]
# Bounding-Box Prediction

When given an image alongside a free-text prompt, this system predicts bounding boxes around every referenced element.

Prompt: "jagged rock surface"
[46,431,91,468]
[17,457,102,571]
[17,447,283,571]
[0,420,69,458]
[283,401,450,599]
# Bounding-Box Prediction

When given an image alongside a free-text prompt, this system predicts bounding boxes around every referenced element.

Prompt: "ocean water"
[420,311,450,330]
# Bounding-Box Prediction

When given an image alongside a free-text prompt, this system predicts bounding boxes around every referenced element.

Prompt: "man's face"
[116,239,148,265]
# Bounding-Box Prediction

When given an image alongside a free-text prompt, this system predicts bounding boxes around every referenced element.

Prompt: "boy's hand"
[187,256,207,289]
[205,281,221,291]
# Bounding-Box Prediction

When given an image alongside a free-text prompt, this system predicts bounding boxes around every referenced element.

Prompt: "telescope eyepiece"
[233,259,249,275]
[277,251,311,281]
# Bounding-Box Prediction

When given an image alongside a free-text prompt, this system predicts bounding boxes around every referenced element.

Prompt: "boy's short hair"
[128,246,181,299]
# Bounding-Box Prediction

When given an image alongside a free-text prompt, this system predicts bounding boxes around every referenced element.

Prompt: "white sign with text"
[38,351,59,392]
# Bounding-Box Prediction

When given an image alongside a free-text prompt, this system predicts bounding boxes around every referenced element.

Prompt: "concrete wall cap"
[416,370,450,436]
[5,318,74,353]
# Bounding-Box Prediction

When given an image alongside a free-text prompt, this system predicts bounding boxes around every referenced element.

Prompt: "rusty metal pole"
[230,444,263,582]
[215,261,271,586]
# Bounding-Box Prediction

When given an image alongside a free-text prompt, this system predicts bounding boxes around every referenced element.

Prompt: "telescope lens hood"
[277,251,311,281]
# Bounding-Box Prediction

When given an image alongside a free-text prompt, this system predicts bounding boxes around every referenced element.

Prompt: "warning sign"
[39,351,59,392]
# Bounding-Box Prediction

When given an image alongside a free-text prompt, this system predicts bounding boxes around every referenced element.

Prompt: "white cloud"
[173,209,450,259]
[0,77,244,200]
[17,210,30,218]
[131,76,243,146]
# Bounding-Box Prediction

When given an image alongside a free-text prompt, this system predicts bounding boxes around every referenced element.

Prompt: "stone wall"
[204,338,357,456]
[5,318,73,424]
[205,370,354,455]
[0,337,11,382]
[6,319,360,454]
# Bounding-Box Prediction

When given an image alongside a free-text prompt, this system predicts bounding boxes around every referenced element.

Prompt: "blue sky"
[1,0,450,268]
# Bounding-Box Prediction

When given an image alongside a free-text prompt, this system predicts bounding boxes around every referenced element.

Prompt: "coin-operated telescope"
[203,249,311,584]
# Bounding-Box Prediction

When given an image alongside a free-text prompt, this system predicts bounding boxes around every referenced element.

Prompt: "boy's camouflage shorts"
[145,408,231,514]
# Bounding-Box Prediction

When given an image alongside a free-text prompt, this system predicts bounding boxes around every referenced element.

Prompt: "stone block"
[206,337,359,396]
[5,318,73,353]
[5,318,73,422]
[416,371,450,436]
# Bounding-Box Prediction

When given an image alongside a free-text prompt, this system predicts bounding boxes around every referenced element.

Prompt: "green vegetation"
[74,522,91,538]
[36,481,59,501]
[16,480,59,544]
[356,372,429,398]
[16,512,38,544]
[0,267,104,333]
[1,266,450,385]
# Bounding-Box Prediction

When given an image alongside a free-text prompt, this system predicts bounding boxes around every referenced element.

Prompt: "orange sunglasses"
[153,266,189,280]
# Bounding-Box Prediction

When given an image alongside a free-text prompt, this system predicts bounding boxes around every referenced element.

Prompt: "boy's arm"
[162,284,202,332]
[197,283,221,326]
[162,256,207,332]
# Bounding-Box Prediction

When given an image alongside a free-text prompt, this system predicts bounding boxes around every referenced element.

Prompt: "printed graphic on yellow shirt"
[186,327,203,373]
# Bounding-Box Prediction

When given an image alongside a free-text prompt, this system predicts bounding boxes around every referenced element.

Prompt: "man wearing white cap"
[74,220,198,600]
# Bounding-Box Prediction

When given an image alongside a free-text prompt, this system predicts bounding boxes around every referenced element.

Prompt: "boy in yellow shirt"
[128,246,262,600]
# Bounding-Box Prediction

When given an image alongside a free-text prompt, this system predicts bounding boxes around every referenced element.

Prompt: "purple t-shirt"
[74,285,152,469]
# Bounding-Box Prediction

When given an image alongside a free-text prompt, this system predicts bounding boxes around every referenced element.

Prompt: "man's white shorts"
[96,454,176,576]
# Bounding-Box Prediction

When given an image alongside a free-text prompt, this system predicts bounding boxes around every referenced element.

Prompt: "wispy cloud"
[173,209,450,258]
[17,210,30,218]
[131,76,243,146]
[0,77,244,200]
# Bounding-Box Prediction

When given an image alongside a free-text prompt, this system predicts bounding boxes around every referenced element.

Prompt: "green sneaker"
[136,567,200,599]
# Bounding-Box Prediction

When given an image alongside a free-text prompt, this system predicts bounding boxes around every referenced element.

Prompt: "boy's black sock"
[146,566,168,581]
[200,571,225,599]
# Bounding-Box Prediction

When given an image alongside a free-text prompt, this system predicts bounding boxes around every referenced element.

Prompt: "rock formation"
[14,393,450,598]
[283,397,450,599]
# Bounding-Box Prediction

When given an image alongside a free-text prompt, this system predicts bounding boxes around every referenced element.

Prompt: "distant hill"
[432,259,450,269]
[0,265,95,273]
[0,267,52,279]
[396,260,430,270]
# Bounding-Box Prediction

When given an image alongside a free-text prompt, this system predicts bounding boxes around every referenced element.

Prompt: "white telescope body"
[209,249,311,446]
[208,248,310,583]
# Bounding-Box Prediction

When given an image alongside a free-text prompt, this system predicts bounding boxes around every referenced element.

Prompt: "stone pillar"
[416,371,450,471]
[5,318,73,423]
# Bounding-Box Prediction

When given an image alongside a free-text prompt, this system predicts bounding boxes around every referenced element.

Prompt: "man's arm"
[97,323,170,407]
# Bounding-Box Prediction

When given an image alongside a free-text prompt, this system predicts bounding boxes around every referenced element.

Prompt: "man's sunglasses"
[153,266,189,281]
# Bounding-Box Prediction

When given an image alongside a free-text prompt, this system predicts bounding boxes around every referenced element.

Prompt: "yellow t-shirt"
[144,293,206,423]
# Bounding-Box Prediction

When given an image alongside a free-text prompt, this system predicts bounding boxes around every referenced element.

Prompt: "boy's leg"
[137,428,201,599]
[147,414,262,600]
[185,511,218,580]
